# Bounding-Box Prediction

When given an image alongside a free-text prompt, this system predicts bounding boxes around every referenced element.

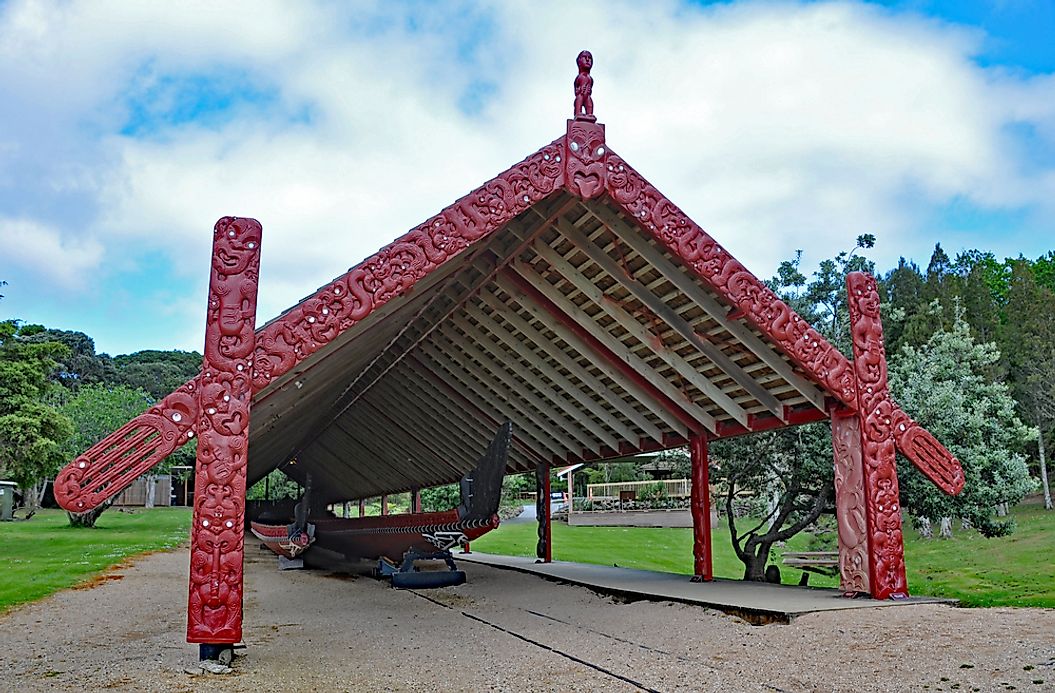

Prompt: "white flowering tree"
[888,311,1035,538]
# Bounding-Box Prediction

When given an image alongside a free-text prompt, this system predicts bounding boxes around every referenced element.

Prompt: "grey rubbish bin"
[0,481,16,521]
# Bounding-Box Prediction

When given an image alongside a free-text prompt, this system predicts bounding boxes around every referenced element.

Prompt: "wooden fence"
[586,478,691,500]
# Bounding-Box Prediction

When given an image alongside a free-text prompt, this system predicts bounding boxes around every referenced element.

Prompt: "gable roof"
[56,70,961,512]
[238,119,848,504]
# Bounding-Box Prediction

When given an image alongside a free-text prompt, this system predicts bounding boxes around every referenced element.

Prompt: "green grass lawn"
[472,503,1055,608]
[0,507,192,612]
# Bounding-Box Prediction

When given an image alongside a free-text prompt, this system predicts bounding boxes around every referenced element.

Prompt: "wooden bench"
[782,551,839,585]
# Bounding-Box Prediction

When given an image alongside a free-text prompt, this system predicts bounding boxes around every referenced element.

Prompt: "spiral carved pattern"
[831,414,870,594]
[186,216,261,644]
[846,272,908,599]
[54,141,565,514]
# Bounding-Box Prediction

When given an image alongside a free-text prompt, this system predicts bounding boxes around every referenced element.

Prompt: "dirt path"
[1,545,1052,692]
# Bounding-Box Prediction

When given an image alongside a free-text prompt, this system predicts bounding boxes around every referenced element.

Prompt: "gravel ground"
[1,544,1053,692]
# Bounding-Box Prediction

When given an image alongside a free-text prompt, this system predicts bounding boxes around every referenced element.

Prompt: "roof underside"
[247,193,830,505]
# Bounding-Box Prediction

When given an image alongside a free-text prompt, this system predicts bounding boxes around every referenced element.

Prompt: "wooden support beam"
[587,202,828,413]
[548,220,785,423]
[435,323,598,454]
[532,236,752,428]
[536,462,552,563]
[831,411,870,595]
[417,340,567,459]
[690,434,713,581]
[404,354,547,468]
[496,273,693,439]
[505,264,715,434]
[378,366,514,471]
[474,291,660,445]
[187,218,261,649]
[450,312,622,452]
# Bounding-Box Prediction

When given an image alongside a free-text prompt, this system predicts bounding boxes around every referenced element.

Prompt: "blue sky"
[1,0,1052,356]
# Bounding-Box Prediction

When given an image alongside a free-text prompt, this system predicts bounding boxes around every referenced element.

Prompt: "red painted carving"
[54,384,197,512]
[891,408,964,494]
[689,434,712,580]
[846,271,907,599]
[565,120,607,200]
[573,50,595,121]
[602,150,859,409]
[55,140,565,513]
[831,413,870,594]
[186,216,261,644]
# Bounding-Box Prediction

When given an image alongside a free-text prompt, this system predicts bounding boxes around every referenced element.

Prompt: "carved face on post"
[565,121,607,199]
[577,50,592,72]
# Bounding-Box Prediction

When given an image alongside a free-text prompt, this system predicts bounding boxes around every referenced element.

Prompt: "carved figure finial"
[574,50,596,122]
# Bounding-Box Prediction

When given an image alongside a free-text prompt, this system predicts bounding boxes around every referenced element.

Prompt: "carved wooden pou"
[186,217,262,644]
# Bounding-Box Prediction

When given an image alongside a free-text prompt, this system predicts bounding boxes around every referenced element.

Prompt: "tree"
[880,257,925,352]
[0,321,74,509]
[22,328,115,389]
[703,235,875,581]
[246,469,301,502]
[1000,261,1055,509]
[113,350,202,400]
[889,310,1035,537]
[711,423,834,580]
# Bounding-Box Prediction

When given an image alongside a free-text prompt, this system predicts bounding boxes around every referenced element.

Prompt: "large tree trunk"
[67,499,113,528]
[144,474,157,508]
[994,503,1007,518]
[740,538,772,581]
[939,516,953,538]
[32,480,47,508]
[1039,424,1052,511]
[917,516,933,539]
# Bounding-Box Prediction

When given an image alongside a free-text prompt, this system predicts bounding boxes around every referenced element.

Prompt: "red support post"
[186,217,262,650]
[846,272,908,599]
[381,495,388,516]
[831,410,870,594]
[358,499,365,518]
[536,462,552,563]
[412,488,422,513]
[689,435,713,581]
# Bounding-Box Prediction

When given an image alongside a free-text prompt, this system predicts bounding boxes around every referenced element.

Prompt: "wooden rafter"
[505,262,716,434]
[417,337,569,457]
[531,235,752,428]
[449,312,623,451]
[587,201,828,413]
[435,322,602,454]
[474,289,664,444]
[553,218,787,422]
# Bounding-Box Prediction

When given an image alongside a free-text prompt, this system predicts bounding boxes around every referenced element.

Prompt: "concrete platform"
[457,552,954,624]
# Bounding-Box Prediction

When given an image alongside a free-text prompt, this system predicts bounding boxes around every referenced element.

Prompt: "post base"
[199,644,234,665]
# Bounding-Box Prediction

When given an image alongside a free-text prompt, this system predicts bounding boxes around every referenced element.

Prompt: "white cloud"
[0,0,1053,353]
[0,217,103,288]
